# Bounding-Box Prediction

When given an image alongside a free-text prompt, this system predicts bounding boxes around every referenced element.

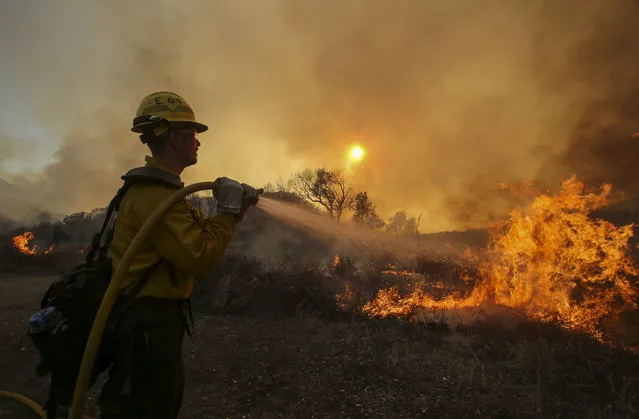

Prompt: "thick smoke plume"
[0,0,638,231]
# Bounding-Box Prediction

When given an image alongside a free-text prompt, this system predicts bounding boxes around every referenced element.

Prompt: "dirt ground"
[2,273,639,419]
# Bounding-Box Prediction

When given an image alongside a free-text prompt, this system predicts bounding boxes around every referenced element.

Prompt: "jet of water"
[257,197,464,264]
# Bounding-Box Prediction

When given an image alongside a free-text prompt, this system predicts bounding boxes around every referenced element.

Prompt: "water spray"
[257,196,463,265]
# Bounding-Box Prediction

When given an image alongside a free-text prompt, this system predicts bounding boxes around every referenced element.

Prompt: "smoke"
[0,0,638,231]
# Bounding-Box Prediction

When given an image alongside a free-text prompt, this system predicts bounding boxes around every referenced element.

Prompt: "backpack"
[27,166,183,417]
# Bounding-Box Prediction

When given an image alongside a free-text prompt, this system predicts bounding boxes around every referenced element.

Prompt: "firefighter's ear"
[166,130,180,150]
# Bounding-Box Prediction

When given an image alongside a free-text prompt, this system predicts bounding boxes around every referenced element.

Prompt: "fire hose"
[0,181,262,418]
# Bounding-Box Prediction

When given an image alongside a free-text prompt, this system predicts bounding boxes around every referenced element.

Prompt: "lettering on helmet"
[154,96,183,105]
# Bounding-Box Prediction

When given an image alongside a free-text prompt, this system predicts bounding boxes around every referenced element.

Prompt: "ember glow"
[333,254,340,268]
[11,232,55,255]
[380,264,415,278]
[358,176,639,339]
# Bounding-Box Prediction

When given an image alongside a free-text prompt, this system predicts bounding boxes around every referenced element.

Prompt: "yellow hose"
[0,181,216,419]
[0,389,46,418]
[68,181,215,419]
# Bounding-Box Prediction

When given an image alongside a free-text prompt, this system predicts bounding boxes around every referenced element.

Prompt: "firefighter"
[96,91,249,418]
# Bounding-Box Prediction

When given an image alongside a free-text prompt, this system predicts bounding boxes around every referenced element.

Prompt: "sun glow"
[349,145,365,162]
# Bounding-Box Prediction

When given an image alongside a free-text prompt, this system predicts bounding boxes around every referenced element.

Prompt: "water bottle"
[28,306,64,335]
[28,306,70,377]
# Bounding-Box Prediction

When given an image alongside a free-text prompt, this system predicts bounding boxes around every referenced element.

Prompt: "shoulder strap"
[121,166,183,188]
[85,184,131,264]
[85,166,183,264]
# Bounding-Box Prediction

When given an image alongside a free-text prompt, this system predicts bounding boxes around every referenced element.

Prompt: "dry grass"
[178,314,639,418]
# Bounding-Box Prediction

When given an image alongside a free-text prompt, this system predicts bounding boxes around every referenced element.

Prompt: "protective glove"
[212,178,264,221]
[212,177,244,217]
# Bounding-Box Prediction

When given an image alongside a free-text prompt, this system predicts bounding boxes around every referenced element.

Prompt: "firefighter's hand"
[212,177,244,217]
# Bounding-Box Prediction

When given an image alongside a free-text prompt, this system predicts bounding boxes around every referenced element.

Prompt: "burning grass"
[346,176,639,349]
[0,209,104,273]
[1,225,95,274]
[182,246,639,417]
[11,231,55,255]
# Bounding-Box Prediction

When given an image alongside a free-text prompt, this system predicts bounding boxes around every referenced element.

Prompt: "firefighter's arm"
[145,196,236,278]
[189,205,207,228]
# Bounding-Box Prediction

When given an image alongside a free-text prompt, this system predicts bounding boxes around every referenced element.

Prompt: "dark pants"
[98,298,187,419]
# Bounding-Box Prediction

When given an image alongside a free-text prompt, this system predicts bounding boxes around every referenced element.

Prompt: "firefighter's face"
[169,127,200,167]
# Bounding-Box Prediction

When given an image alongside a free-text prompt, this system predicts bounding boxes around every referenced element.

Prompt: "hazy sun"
[349,145,365,162]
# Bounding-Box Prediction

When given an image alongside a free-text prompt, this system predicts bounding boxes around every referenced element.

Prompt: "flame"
[380,265,414,277]
[336,282,356,310]
[12,232,37,255]
[11,231,55,255]
[333,254,340,268]
[355,176,639,340]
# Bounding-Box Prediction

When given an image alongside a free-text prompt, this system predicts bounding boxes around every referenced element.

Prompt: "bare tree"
[289,168,355,221]
[263,182,277,193]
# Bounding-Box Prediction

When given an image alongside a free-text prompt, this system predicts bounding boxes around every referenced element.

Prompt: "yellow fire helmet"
[131,91,209,137]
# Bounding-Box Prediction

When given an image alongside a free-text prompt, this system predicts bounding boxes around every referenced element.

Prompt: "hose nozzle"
[242,185,263,207]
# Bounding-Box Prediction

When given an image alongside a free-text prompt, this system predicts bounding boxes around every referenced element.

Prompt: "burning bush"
[356,177,639,344]
[11,231,54,255]
[0,210,102,273]
[0,233,79,273]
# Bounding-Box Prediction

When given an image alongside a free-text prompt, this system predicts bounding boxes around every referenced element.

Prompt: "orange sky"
[1,0,638,232]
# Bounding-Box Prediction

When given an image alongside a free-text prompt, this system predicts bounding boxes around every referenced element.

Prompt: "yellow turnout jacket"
[109,156,236,299]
